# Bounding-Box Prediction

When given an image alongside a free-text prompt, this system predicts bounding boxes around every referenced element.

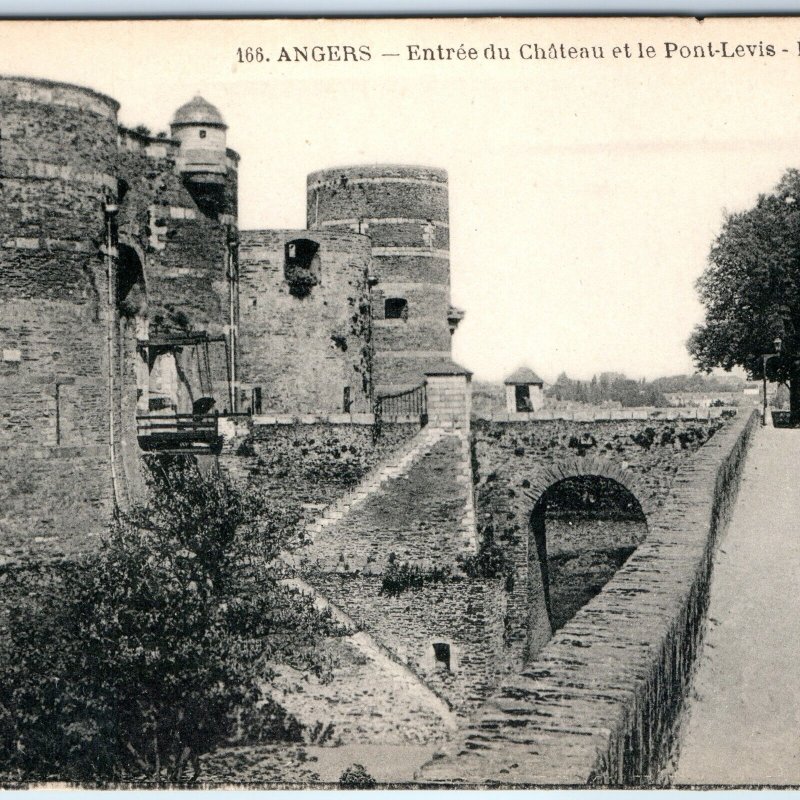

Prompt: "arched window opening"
[529,475,647,635]
[385,297,409,321]
[284,238,321,297]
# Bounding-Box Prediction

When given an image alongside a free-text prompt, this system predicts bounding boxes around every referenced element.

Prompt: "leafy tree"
[0,457,339,783]
[689,168,800,421]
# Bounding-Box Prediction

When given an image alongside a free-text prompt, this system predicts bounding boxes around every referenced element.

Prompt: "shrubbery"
[0,457,339,783]
[379,526,514,597]
[379,555,451,596]
[339,762,376,788]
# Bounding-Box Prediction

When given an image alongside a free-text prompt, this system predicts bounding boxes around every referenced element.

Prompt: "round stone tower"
[307,165,454,395]
[0,76,120,556]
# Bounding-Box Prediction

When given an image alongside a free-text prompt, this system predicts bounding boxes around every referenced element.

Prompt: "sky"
[0,17,797,383]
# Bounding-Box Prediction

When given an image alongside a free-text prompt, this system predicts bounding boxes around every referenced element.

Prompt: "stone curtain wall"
[471,418,724,661]
[219,421,419,515]
[238,230,373,414]
[313,574,507,712]
[307,165,453,394]
[419,409,759,785]
[295,425,498,712]
[299,433,473,573]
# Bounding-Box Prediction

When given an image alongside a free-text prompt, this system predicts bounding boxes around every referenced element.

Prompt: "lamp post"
[762,336,783,426]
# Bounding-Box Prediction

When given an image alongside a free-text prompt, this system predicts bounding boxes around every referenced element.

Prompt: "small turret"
[170,95,227,185]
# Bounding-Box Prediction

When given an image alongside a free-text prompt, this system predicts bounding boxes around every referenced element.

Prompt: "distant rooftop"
[424,358,473,377]
[504,366,544,385]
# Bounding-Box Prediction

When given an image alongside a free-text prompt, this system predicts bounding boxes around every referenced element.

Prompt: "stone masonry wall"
[299,433,474,574]
[419,409,759,785]
[0,77,119,559]
[115,145,236,413]
[313,574,507,712]
[219,421,418,517]
[238,229,373,414]
[471,418,725,661]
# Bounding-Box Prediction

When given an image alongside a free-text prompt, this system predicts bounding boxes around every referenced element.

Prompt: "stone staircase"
[304,425,447,540]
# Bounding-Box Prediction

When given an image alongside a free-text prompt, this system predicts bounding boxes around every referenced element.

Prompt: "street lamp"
[762,336,783,426]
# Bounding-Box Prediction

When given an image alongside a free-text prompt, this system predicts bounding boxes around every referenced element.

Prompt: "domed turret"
[170,95,227,184]
[172,95,227,129]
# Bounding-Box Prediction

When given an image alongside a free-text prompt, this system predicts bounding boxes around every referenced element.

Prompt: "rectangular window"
[385,298,408,320]
[343,386,352,413]
[432,642,451,672]
[252,386,263,415]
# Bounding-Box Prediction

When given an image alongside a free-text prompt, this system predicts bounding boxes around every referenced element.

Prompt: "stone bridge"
[470,415,726,661]
[224,388,732,723]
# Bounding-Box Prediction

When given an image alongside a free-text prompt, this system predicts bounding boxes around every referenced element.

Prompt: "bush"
[459,525,514,591]
[0,456,339,783]
[340,763,377,788]
[379,559,451,596]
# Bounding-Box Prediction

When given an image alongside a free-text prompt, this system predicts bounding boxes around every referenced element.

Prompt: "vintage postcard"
[0,15,798,788]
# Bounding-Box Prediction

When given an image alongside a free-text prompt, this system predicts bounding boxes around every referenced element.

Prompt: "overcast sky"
[0,17,795,382]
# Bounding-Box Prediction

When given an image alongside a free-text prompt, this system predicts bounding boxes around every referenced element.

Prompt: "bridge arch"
[525,458,651,656]
[524,455,657,518]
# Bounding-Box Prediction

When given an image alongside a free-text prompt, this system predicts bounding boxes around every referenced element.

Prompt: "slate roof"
[504,366,544,385]
[424,358,473,377]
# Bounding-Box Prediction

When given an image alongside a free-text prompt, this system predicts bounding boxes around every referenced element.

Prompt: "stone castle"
[0,75,758,783]
[0,76,466,559]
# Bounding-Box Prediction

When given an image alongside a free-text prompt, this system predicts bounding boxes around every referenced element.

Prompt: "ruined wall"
[419,409,759,785]
[307,165,452,394]
[314,574,507,712]
[238,230,372,414]
[470,417,725,660]
[0,77,119,560]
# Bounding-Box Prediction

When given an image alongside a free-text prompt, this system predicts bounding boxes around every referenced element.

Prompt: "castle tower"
[170,95,228,188]
[307,165,459,396]
[0,76,121,556]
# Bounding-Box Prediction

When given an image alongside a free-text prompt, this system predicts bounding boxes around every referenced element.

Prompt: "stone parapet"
[419,409,759,785]
[480,406,739,423]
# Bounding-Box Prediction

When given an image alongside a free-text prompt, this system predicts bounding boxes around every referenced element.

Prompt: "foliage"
[546,371,668,407]
[688,168,800,389]
[339,763,377,788]
[379,556,452,597]
[458,524,513,591]
[650,373,747,393]
[0,457,340,783]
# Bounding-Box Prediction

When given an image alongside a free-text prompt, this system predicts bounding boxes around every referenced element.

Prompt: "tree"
[0,457,339,783]
[688,168,800,422]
